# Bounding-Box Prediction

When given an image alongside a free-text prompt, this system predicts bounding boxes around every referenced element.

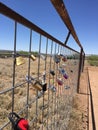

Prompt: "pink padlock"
[63,73,68,79]
[62,56,67,62]
[57,78,63,85]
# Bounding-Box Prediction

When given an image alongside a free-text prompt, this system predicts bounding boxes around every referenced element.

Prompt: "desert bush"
[88,55,98,66]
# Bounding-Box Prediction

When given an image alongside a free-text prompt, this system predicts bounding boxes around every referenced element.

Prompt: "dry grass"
[0,57,80,129]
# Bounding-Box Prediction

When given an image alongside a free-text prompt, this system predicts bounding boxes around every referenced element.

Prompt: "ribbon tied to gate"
[8,112,29,130]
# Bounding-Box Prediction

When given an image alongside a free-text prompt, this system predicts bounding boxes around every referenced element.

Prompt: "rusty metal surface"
[51,0,83,49]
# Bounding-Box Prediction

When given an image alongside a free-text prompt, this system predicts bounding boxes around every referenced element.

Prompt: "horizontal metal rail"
[51,0,83,49]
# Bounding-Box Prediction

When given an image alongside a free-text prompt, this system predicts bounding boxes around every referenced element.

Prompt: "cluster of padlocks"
[16,53,69,91]
[8,53,70,130]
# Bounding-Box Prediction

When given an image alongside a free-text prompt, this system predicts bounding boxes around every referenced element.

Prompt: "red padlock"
[18,119,28,130]
[62,56,67,62]
[57,78,63,85]
[8,112,29,130]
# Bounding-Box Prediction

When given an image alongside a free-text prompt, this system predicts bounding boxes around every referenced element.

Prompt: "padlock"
[8,112,29,130]
[42,82,47,92]
[42,72,46,82]
[33,81,47,92]
[57,78,63,85]
[64,85,70,90]
[59,67,68,79]
[62,55,67,62]
[33,81,42,91]
[60,54,63,57]
[16,56,25,66]
[62,63,66,67]
[70,70,73,73]
[63,73,68,79]
[58,67,65,75]
[30,54,36,61]
[53,54,61,64]
[50,85,56,92]
[48,85,56,92]
[50,70,55,76]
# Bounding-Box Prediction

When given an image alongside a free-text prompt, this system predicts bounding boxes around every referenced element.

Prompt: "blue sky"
[0,0,98,54]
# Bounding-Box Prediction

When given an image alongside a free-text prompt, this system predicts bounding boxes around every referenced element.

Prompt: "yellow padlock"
[33,81,42,91]
[16,56,25,66]
[31,54,36,61]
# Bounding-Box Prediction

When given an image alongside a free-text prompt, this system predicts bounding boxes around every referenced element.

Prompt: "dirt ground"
[0,56,98,130]
[67,66,89,130]
[74,63,98,130]
[88,66,98,130]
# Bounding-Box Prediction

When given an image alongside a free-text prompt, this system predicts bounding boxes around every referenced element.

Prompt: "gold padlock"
[16,56,25,66]
[31,54,36,61]
[33,81,42,91]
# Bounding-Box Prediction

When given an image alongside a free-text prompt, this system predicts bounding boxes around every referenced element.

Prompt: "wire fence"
[0,2,84,130]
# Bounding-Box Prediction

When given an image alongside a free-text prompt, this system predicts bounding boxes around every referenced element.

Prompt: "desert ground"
[0,56,98,130]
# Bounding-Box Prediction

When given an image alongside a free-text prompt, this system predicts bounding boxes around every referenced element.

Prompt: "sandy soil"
[88,66,98,130]
[77,65,98,130]
[68,66,89,130]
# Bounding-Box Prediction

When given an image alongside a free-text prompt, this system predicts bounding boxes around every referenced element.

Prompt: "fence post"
[77,48,83,93]
[82,52,85,72]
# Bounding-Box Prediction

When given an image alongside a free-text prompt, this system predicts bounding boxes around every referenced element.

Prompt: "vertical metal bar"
[56,46,58,125]
[12,21,17,113]
[50,41,53,130]
[82,52,85,72]
[57,44,60,130]
[38,34,41,78]
[54,43,57,129]
[45,38,48,72]
[26,29,32,118]
[64,31,71,45]
[52,42,57,129]
[77,48,83,93]
[51,43,54,130]
[42,38,48,130]
[36,34,41,127]
[11,21,17,130]
[47,40,53,129]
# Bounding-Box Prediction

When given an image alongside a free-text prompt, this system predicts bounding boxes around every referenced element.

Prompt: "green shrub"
[88,55,98,61]
[88,55,98,66]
